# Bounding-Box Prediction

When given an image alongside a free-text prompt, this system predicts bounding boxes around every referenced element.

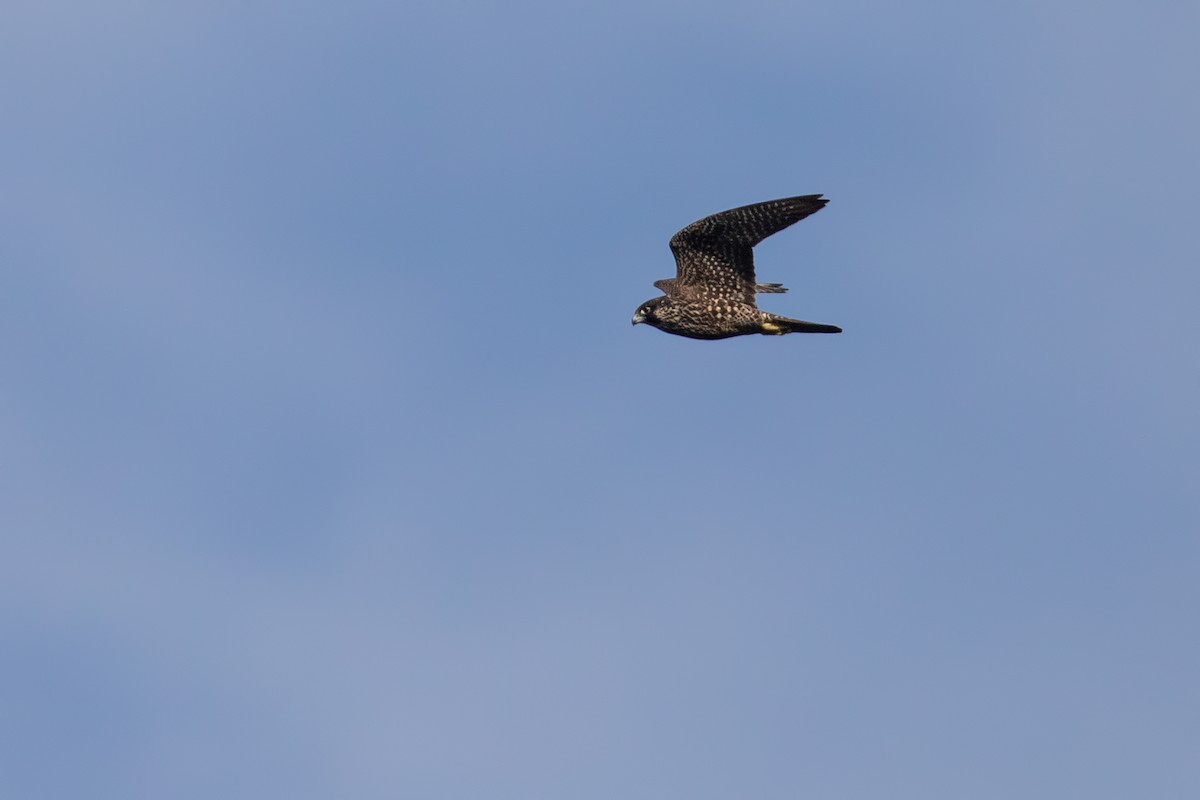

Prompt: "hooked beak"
[631,310,646,326]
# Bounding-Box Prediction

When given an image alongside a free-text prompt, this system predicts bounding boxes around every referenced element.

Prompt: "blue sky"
[3,1,1198,798]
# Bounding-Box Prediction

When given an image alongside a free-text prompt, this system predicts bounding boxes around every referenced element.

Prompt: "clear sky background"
[3,1,1198,798]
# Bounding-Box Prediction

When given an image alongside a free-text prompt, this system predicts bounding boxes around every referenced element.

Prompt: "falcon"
[631,194,841,339]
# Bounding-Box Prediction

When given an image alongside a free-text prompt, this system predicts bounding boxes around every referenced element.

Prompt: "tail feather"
[755,282,788,294]
[762,315,842,335]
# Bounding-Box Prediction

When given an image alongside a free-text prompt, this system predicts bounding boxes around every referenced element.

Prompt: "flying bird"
[632,194,841,339]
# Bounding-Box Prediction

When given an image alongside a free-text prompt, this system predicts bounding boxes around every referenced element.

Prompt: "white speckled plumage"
[632,194,842,340]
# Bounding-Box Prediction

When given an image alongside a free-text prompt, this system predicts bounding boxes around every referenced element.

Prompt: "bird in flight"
[632,194,841,339]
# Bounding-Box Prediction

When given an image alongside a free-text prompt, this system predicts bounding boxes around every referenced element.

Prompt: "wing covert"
[664,194,828,303]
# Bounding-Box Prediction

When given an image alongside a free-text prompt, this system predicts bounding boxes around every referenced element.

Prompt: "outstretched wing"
[661,194,828,303]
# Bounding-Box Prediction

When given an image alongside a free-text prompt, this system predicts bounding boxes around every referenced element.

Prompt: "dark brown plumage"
[632,194,841,340]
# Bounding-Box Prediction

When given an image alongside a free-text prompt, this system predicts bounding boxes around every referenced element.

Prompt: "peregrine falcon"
[631,194,841,339]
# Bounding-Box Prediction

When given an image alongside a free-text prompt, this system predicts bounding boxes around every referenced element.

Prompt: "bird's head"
[631,297,664,327]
